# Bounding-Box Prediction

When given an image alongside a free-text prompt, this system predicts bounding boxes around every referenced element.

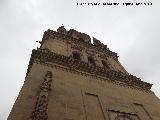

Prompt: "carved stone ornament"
[31,95,48,120]
[40,71,52,91]
[30,71,53,120]
[57,25,67,34]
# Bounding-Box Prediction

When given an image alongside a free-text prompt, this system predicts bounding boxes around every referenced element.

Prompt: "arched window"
[88,56,96,66]
[72,52,81,60]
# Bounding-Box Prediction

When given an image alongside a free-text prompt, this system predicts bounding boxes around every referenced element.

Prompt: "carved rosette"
[30,71,53,120]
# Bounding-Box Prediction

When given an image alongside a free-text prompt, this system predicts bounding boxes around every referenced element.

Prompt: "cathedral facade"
[8,26,160,120]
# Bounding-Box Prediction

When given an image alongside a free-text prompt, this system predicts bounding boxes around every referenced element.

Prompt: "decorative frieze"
[26,48,152,93]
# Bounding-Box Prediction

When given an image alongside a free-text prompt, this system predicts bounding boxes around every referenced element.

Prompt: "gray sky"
[0,0,160,119]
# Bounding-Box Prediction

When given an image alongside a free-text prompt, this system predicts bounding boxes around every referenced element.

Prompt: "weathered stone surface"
[8,26,160,120]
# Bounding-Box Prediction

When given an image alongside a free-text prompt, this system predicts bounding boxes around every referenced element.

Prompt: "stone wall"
[8,62,160,120]
[8,27,160,120]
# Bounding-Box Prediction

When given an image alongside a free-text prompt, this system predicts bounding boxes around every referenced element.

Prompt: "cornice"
[26,48,152,93]
[41,29,118,60]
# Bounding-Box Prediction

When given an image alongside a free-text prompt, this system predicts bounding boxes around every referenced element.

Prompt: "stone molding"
[26,48,152,93]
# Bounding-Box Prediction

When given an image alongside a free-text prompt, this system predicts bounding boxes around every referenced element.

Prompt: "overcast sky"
[0,0,160,119]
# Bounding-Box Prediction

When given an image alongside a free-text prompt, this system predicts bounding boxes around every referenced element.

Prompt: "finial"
[57,24,66,34]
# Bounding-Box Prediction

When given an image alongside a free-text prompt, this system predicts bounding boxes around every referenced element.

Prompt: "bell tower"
[8,26,160,120]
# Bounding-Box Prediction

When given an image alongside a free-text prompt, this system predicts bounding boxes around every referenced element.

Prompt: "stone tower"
[8,26,160,120]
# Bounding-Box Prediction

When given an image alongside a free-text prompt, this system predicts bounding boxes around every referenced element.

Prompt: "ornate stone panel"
[30,71,53,120]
